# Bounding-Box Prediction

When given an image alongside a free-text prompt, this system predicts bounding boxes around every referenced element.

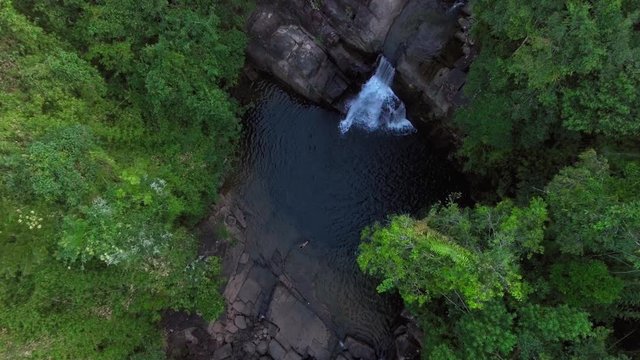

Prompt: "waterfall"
[447,0,467,14]
[339,56,415,135]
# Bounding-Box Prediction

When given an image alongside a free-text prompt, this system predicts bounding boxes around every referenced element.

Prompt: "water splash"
[447,0,467,14]
[339,57,416,135]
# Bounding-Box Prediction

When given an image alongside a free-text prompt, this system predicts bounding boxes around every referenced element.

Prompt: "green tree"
[358,150,639,359]
[0,0,248,357]
[550,260,624,308]
[358,198,547,309]
[545,150,640,267]
[456,0,640,196]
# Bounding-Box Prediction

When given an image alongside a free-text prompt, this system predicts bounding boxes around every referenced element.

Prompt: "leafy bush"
[0,1,248,357]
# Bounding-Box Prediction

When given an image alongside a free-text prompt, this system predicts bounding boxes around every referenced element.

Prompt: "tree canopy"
[359,150,640,359]
[455,0,640,197]
[0,0,250,357]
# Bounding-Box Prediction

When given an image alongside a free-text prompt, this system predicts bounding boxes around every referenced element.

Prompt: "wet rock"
[224,333,233,344]
[244,342,257,355]
[232,206,247,228]
[237,277,263,306]
[462,3,472,16]
[267,285,336,359]
[232,300,247,314]
[396,333,421,359]
[337,354,357,360]
[235,315,248,330]
[407,322,424,347]
[269,339,287,359]
[208,321,224,336]
[183,327,198,344]
[213,343,232,360]
[283,350,303,360]
[239,252,250,264]
[247,21,348,106]
[225,322,238,334]
[245,0,473,132]
[257,340,269,355]
[344,336,376,360]
[394,325,408,337]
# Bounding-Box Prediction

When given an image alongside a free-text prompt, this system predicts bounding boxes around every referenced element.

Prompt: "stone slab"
[267,285,336,359]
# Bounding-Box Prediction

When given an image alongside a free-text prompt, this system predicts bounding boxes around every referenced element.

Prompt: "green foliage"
[455,301,517,359]
[516,304,593,359]
[456,0,640,195]
[545,150,640,267]
[0,0,248,358]
[22,126,102,206]
[550,260,624,308]
[359,198,546,309]
[359,150,639,358]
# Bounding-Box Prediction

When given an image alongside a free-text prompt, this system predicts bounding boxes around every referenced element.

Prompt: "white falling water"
[339,56,416,135]
[447,0,467,14]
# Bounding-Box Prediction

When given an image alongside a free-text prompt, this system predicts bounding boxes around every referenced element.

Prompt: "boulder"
[207,321,224,336]
[183,327,198,344]
[245,0,473,124]
[257,340,269,355]
[247,16,349,106]
[224,322,238,334]
[235,315,248,330]
[269,339,287,359]
[243,342,257,355]
[213,344,232,360]
[344,336,376,359]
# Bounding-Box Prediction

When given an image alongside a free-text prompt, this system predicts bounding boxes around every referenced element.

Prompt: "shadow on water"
[231,80,466,354]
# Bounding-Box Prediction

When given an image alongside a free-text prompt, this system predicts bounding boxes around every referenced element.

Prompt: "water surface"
[233,80,464,355]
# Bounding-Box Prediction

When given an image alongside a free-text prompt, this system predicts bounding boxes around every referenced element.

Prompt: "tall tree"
[456,0,640,196]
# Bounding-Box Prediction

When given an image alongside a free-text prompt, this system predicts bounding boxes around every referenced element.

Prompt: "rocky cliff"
[246,0,474,128]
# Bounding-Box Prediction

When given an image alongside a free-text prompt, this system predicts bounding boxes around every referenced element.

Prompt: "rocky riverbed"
[164,79,466,359]
[193,193,422,360]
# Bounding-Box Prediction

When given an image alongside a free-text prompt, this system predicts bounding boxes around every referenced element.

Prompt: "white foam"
[339,57,416,135]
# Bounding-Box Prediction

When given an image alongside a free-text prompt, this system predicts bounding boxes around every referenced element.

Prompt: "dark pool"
[232,80,465,355]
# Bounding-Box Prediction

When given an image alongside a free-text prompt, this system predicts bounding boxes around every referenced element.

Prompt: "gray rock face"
[203,194,383,359]
[246,0,475,127]
[247,10,349,106]
[382,0,473,124]
[246,0,410,107]
[269,339,287,359]
[267,285,336,359]
[224,322,238,334]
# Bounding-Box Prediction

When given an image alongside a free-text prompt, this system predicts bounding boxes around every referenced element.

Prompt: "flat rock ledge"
[197,193,394,359]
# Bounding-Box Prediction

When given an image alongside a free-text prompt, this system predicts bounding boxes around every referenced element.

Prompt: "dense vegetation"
[456,0,640,198]
[0,0,250,358]
[359,0,640,358]
[2,0,639,358]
